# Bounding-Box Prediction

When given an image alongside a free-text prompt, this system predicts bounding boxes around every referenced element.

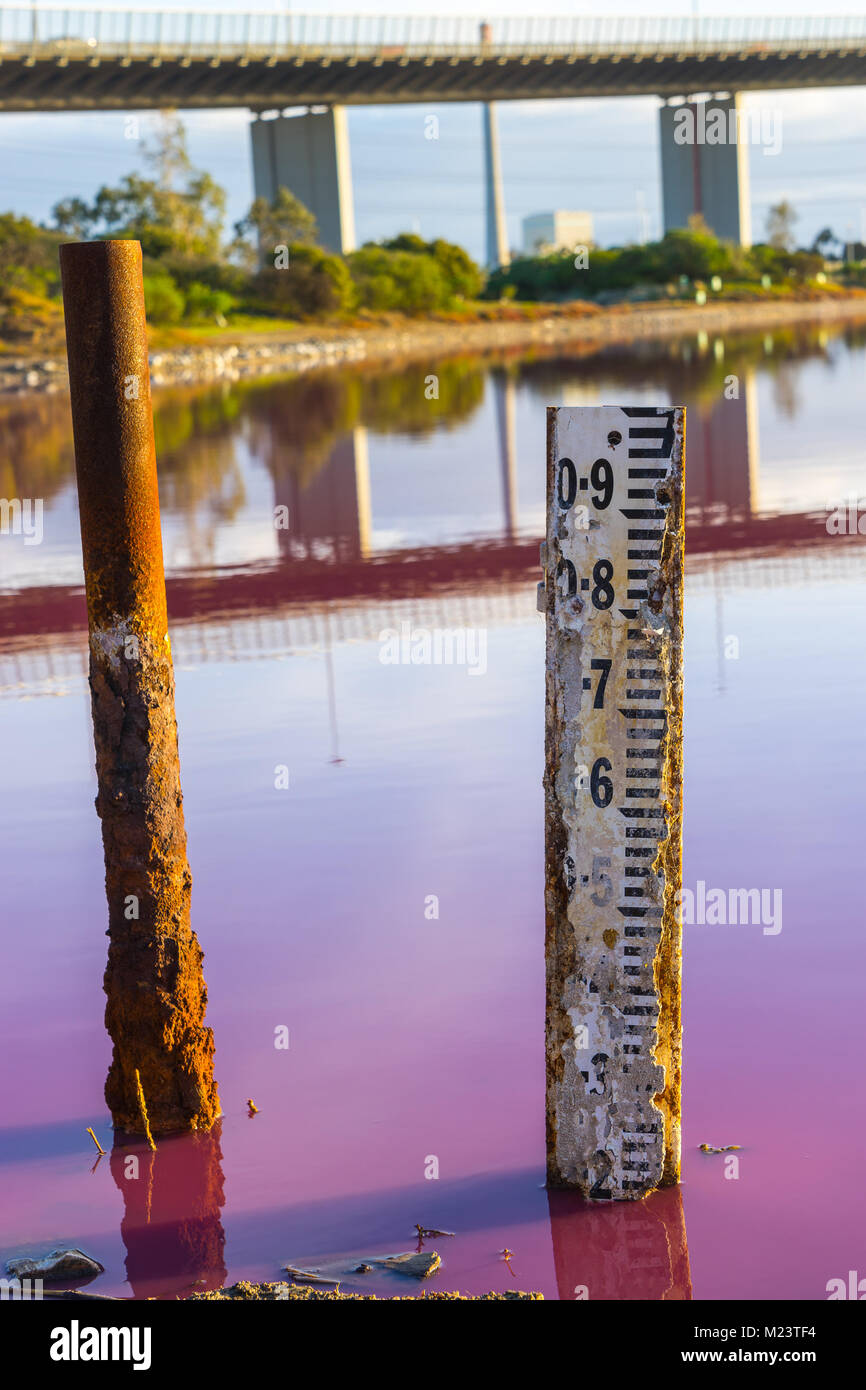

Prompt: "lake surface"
[1,322,864,1300]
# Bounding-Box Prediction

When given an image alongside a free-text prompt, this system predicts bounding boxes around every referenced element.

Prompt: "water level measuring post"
[59,239,219,1137]
[543,405,684,1199]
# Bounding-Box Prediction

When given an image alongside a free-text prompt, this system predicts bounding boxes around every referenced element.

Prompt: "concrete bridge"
[2,10,866,258]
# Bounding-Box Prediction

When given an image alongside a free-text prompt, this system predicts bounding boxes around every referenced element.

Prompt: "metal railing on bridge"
[2,9,866,61]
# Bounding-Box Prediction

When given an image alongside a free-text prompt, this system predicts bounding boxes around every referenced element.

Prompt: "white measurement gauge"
[543,405,684,1200]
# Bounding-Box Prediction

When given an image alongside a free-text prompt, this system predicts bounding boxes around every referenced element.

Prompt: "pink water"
[1,330,865,1299]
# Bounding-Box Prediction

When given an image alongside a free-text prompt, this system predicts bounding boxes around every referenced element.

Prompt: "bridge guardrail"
[2,10,866,60]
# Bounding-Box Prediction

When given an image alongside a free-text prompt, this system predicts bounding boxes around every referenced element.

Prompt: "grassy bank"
[3,277,865,363]
[4,288,866,399]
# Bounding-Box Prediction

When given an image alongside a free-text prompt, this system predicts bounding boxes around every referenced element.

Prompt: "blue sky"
[2,1,866,258]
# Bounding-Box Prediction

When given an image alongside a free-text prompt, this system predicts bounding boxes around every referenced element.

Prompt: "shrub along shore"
[3,112,866,383]
[3,289,866,399]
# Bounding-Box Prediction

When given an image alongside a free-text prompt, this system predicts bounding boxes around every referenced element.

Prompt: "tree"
[232,188,318,269]
[810,226,841,258]
[142,270,185,324]
[381,233,484,300]
[247,245,354,319]
[765,201,798,252]
[140,111,192,190]
[51,197,98,241]
[52,113,226,259]
[0,213,61,295]
[349,245,452,313]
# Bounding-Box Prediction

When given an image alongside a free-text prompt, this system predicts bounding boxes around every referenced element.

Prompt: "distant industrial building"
[523,211,594,256]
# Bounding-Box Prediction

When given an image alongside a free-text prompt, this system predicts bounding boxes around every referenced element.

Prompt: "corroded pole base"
[95,629,219,1134]
[60,240,219,1136]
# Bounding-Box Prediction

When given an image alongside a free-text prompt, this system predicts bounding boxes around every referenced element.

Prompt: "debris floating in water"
[699,1142,742,1154]
[247,1098,259,1115]
[284,1249,441,1283]
[86,1127,106,1155]
[283,1263,340,1286]
[372,1251,441,1278]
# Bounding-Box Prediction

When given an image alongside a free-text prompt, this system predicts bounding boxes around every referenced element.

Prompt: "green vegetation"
[348,233,484,313]
[0,114,861,351]
[486,217,829,304]
[0,114,483,344]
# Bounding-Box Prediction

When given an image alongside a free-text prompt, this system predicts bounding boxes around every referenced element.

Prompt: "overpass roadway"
[0,11,865,112]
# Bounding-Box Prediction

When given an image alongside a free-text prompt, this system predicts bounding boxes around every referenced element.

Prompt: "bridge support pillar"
[483,101,510,269]
[250,107,356,255]
[659,95,752,246]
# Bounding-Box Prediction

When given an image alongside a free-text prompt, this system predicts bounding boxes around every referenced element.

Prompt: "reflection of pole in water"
[743,371,761,516]
[548,1185,692,1300]
[323,610,344,764]
[493,372,519,540]
[277,427,372,563]
[687,370,760,519]
[714,568,726,695]
[686,370,761,691]
[353,427,372,560]
[110,1127,227,1300]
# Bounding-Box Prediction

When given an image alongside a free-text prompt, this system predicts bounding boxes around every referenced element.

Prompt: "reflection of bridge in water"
[273,370,765,560]
[3,366,864,695]
[2,528,864,699]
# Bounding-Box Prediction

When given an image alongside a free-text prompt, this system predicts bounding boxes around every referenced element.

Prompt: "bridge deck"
[1,10,866,110]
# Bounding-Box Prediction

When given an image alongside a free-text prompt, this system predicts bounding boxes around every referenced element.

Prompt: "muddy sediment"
[190,1281,543,1300]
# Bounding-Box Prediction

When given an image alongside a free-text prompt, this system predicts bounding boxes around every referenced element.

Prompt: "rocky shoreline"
[39,1281,542,1300]
[3,293,866,397]
[189,1281,542,1300]
[6,1244,541,1300]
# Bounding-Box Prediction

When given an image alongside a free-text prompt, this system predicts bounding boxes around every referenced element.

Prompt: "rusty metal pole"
[543,406,684,1199]
[59,240,219,1136]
